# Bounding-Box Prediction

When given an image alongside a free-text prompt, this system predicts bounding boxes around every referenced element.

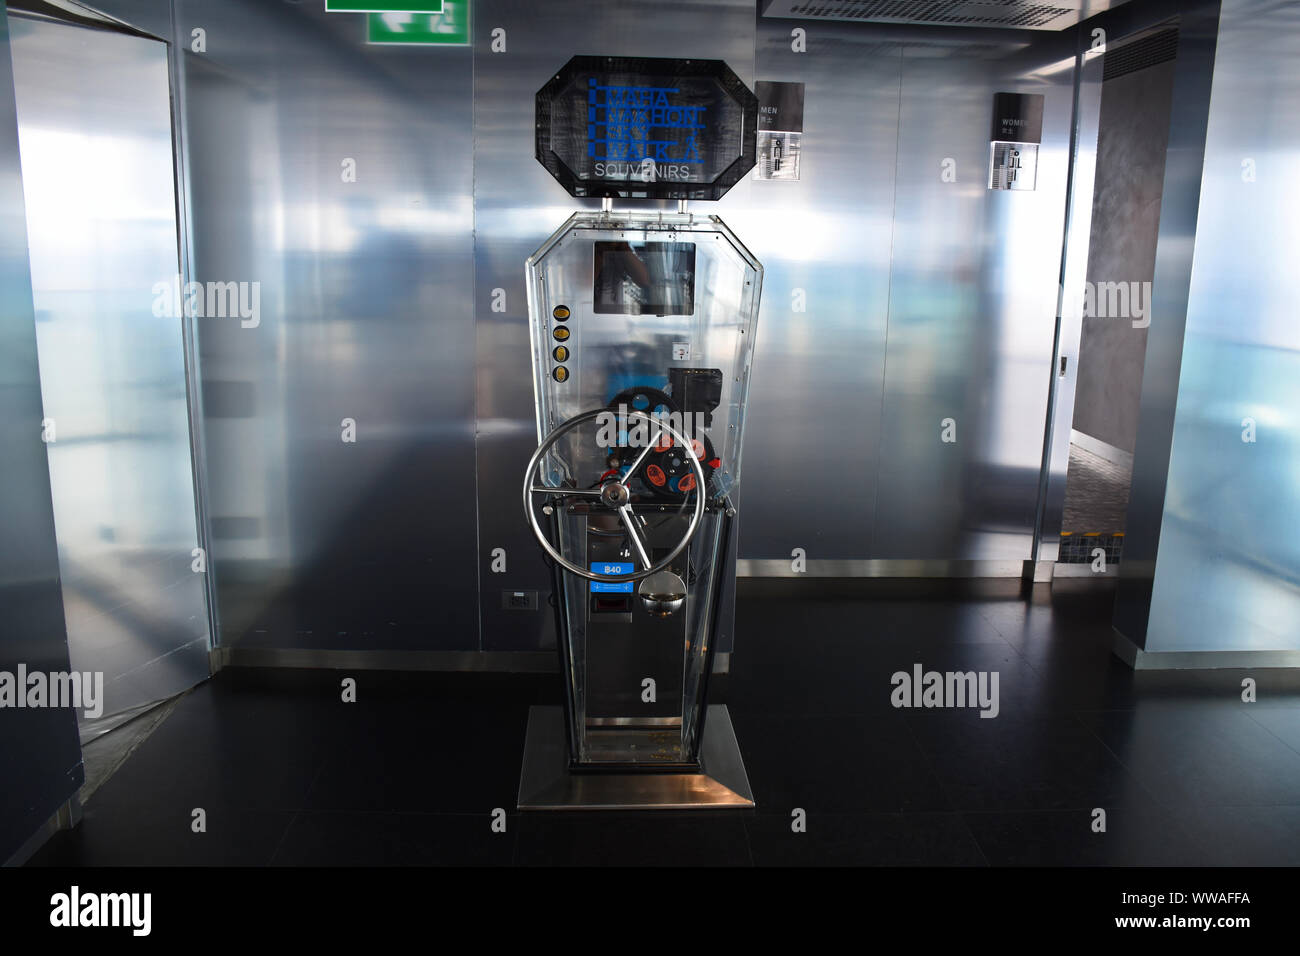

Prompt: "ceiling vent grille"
[1102,27,1180,81]
[763,0,1080,31]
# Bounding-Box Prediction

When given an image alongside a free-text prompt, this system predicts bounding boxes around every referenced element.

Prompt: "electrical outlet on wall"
[501,590,538,611]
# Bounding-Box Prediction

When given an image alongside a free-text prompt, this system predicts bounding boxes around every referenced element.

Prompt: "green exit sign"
[327,1,443,12]
[367,1,469,45]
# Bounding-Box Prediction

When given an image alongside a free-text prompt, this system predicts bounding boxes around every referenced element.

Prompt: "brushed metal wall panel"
[1113,0,1221,646]
[10,14,210,718]
[0,1,84,862]
[728,21,899,562]
[175,0,478,649]
[873,28,1075,560]
[1144,0,1300,652]
[471,0,756,650]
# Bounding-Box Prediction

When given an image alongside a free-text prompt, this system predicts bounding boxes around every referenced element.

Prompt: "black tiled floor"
[31,805,294,867]
[1078,703,1300,808]
[302,704,528,813]
[962,805,1203,867]
[1164,805,1300,866]
[733,712,950,813]
[903,711,1157,812]
[26,580,1300,866]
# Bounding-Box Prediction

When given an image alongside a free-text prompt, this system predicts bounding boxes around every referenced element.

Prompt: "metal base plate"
[517,705,755,810]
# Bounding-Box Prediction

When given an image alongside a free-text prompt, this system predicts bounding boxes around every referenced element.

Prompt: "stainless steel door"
[10,15,210,728]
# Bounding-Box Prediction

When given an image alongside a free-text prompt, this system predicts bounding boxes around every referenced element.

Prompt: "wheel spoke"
[617,504,652,569]
[529,485,604,497]
[621,421,664,487]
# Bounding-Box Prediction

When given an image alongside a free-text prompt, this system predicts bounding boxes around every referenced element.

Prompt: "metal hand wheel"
[522,407,706,584]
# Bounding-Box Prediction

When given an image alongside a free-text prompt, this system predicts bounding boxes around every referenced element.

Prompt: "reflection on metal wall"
[174,0,478,650]
[10,15,209,721]
[738,21,1076,569]
[875,30,1073,562]
[1143,0,1300,653]
[471,0,756,651]
[729,21,899,561]
[0,2,83,861]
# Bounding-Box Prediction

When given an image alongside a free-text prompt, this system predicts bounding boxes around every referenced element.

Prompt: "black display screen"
[536,56,758,201]
[593,241,695,316]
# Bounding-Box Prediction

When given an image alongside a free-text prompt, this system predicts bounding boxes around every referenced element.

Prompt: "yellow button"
[553,326,570,342]
[553,305,570,321]
[553,366,569,383]
[553,345,569,362]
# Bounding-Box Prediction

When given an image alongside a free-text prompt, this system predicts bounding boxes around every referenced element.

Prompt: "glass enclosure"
[525,210,761,767]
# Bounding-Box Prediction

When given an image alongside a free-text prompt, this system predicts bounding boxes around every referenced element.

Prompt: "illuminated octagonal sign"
[536,55,758,201]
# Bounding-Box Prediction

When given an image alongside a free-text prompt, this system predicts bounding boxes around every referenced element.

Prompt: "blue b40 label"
[590,562,634,593]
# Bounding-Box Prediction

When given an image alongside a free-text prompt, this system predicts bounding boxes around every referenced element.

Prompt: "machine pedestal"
[517,705,755,810]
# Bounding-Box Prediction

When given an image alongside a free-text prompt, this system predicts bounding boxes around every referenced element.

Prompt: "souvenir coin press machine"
[517,56,761,809]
